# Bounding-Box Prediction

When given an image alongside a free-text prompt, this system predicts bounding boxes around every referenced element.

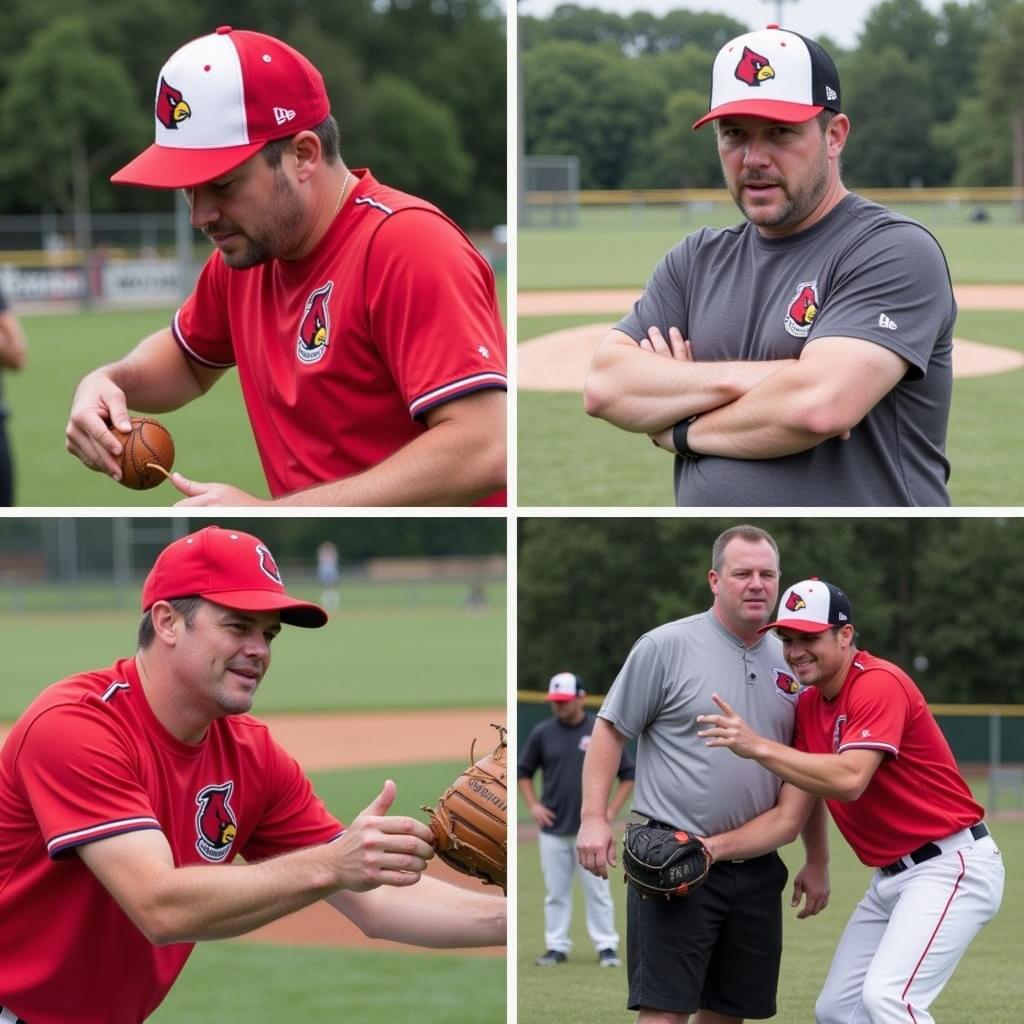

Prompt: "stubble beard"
[730,145,831,233]
[216,171,305,269]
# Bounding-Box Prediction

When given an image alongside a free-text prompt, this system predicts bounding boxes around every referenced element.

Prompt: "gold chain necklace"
[333,170,353,216]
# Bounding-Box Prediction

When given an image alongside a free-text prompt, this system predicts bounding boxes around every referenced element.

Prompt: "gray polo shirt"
[599,610,799,836]
[617,193,955,507]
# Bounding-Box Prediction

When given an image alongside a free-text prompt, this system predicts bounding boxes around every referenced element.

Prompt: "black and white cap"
[693,24,841,130]
[759,578,853,634]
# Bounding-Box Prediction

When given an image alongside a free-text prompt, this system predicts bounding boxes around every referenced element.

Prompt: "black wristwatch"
[672,415,701,460]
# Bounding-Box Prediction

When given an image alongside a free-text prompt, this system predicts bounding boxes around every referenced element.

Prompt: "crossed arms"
[584,326,910,459]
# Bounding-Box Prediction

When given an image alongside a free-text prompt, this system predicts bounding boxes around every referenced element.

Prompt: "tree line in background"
[0,0,505,229]
[518,518,1024,704]
[522,0,1024,191]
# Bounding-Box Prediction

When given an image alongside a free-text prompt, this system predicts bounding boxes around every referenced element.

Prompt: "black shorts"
[626,850,788,1019]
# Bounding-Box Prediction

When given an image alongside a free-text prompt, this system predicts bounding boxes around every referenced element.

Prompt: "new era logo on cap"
[759,578,854,634]
[274,106,296,125]
[693,25,841,129]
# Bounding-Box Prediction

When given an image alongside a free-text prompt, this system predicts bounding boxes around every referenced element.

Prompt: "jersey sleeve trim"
[837,740,898,757]
[47,817,163,858]
[408,372,508,419]
[171,309,236,369]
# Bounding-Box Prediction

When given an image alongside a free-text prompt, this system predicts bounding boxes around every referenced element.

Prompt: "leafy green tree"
[642,88,721,188]
[933,96,1012,185]
[840,46,937,186]
[0,17,147,221]
[977,0,1024,215]
[353,75,474,217]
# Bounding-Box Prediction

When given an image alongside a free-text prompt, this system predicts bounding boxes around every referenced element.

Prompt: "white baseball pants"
[815,832,1004,1024]
[538,830,620,954]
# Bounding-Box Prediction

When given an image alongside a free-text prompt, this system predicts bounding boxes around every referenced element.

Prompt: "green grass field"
[517,815,1023,1024]
[519,202,1024,290]
[517,201,1024,507]
[0,579,505,719]
[7,308,265,506]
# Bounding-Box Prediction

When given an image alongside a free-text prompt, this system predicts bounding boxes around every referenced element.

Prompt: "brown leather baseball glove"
[422,724,507,893]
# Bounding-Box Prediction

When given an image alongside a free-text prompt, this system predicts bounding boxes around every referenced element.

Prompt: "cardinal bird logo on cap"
[195,782,238,862]
[156,77,191,130]
[786,591,807,612]
[735,47,776,87]
[297,282,334,365]
[784,282,819,338]
[256,544,283,585]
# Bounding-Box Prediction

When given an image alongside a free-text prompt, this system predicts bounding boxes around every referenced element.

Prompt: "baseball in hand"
[111,416,175,490]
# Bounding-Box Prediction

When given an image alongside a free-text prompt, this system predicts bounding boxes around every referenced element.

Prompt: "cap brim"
[203,591,328,628]
[693,100,823,130]
[547,694,577,703]
[758,618,834,635]
[111,141,264,188]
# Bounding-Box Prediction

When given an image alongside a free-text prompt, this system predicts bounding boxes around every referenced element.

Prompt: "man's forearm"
[99,329,216,411]
[750,739,864,800]
[584,335,793,434]
[607,780,634,820]
[800,798,830,864]
[328,874,506,947]
[580,720,626,822]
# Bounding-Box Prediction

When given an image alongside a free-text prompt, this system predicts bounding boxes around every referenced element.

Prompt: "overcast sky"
[515,0,951,50]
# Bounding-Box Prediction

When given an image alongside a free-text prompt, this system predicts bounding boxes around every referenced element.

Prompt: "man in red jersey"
[65,27,506,507]
[695,578,1004,1024]
[0,526,505,1024]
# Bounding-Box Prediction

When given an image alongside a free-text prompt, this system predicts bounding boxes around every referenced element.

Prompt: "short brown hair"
[261,115,340,168]
[137,596,203,649]
[711,525,780,573]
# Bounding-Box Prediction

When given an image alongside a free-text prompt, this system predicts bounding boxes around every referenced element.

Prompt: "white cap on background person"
[693,24,841,129]
[547,672,585,702]
[760,578,854,634]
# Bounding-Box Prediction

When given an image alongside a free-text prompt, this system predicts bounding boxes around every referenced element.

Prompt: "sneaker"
[598,948,621,967]
[535,949,568,966]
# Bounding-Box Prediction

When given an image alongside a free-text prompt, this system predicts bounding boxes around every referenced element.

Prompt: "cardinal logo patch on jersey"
[195,782,238,862]
[297,281,334,365]
[786,590,807,612]
[579,735,592,753]
[156,77,191,130]
[774,669,800,695]
[735,47,775,87]
[784,281,819,338]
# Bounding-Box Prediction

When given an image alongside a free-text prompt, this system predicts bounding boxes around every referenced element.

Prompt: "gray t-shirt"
[517,710,636,836]
[599,610,799,836]
[617,193,955,507]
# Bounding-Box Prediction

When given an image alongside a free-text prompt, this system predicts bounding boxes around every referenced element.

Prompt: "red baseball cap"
[141,526,327,628]
[111,26,330,189]
[693,25,841,130]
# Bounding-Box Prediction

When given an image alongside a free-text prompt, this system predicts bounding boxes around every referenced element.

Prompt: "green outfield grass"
[519,202,1024,290]
[517,309,1024,507]
[145,759,504,1024]
[517,816,1023,1024]
[0,582,505,719]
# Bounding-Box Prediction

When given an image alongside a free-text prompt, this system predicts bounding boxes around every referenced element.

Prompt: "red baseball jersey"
[173,168,507,504]
[794,651,983,866]
[0,659,343,1024]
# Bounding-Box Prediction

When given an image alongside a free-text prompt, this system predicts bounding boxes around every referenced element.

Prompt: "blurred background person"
[0,288,28,506]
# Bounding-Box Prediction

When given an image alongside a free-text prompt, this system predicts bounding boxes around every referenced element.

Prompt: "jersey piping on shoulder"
[408,371,508,419]
[172,308,236,369]
[354,195,395,216]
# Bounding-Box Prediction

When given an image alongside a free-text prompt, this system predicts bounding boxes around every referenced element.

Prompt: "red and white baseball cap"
[693,25,841,130]
[759,578,853,635]
[111,26,330,189]
[547,672,584,702]
[142,526,327,628]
